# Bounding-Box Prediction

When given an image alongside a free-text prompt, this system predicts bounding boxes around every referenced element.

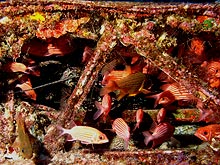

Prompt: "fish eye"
[203,131,208,135]
[99,135,104,140]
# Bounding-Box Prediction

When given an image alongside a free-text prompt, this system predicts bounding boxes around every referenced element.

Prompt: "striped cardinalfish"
[142,122,175,148]
[57,125,109,144]
[112,118,130,149]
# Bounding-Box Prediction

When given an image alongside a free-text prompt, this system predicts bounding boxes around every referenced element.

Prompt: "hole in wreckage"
[1,28,219,153]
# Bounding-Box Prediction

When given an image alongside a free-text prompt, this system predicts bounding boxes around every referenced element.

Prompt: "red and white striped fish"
[93,94,112,122]
[112,118,130,149]
[147,83,195,107]
[2,62,40,76]
[146,90,175,108]
[133,109,144,131]
[142,122,175,148]
[82,46,94,63]
[16,78,37,101]
[161,83,195,101]
[157,108,166,124]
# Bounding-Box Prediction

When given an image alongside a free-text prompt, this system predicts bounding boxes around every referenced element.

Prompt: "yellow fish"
[101,72,148,100]
[14,112,33,159]
[57,125,109,144]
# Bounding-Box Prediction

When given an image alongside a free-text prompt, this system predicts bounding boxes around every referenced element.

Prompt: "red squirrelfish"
[16,79,37,100]
[133,109,144,131]
[157,108,166,124]
[2,62,40,76]
[112,118,130,149]
[93,94,112,122]
[142,122,175,148]
[21,36,76,57]
[82,46,94,63]
[147,83,195,107]
[194,124,220,141]
[161,83,195,101]
[146,90,175,108]
[57,125,109,144]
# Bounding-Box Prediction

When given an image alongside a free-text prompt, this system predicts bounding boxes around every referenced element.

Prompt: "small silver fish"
[57,125,109,144]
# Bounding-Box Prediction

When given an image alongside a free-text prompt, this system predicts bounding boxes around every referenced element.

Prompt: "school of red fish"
[56,40,220,149]
[2,37,220,150]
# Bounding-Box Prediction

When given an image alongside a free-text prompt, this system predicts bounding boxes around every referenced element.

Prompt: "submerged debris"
[0,0,220,164]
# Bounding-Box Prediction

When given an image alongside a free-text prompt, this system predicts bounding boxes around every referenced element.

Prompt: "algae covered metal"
[0,0,220,164]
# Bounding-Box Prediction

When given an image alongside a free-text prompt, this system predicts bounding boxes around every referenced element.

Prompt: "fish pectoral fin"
[142,131,153,147]
[66,136,76,141]
[140,88,151,95]
[124,140,129,150]
[105,128,114,132]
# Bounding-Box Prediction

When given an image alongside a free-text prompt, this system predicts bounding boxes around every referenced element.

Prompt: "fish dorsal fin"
[160,83,171,91]
[149,121,157,133]
[124,65,132,74]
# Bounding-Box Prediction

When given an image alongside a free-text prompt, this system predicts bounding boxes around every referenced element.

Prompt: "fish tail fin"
[27,66,37,72]
[56,125,69,138]
[149,121,157,133]
[145,93,160,108]
[132,123,139,132]
[124,139,129,150]
[93,101,105,120]
[27,66,40,76]
[142,131,153,147]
